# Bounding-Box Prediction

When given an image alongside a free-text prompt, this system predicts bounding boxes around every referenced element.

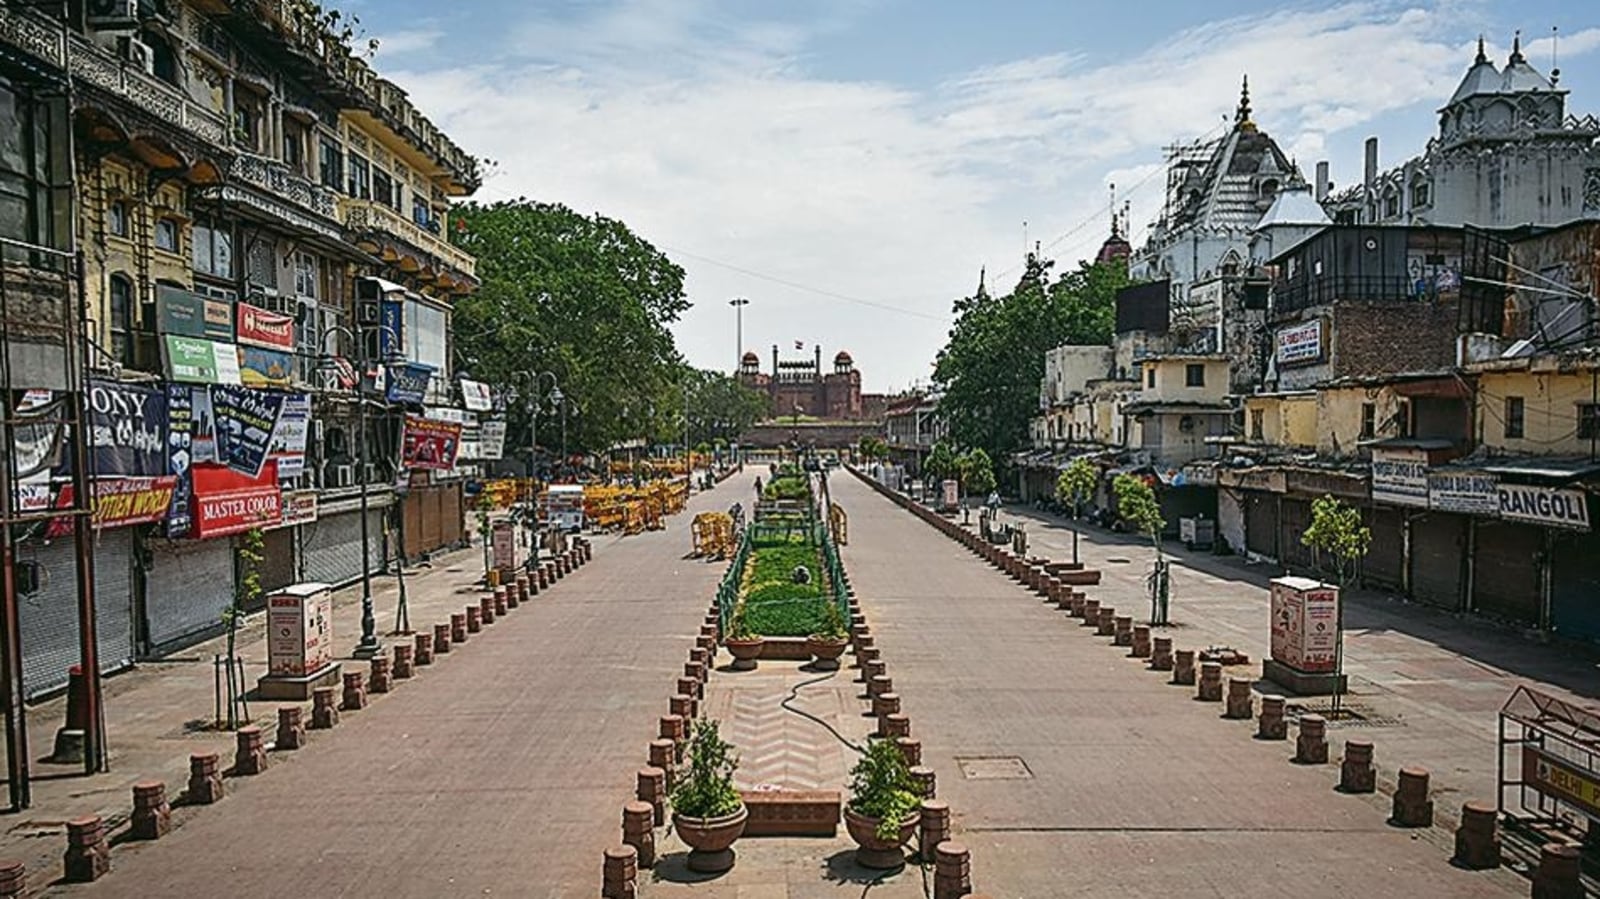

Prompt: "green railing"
[716,471,849,631]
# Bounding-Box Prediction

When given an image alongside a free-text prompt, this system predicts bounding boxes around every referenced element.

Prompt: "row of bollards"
[847,468,1589,899]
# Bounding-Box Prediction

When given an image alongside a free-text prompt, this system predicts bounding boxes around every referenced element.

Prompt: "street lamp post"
[729,297,749,371]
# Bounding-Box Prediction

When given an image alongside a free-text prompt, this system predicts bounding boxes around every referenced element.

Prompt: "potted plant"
[805,601,849,670]
[844,738,922,869]
[670,718,748,874]
[722,603,764,671]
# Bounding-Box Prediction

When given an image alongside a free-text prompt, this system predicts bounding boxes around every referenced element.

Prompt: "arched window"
[109,274,134,367]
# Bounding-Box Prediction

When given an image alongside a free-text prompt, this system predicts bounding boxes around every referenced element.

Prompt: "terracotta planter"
[672,805,749,873]
[806,636,849,670]
[844,806,920,869]
[724,637,764,671]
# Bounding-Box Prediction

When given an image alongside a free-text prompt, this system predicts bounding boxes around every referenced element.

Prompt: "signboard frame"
[1370,447,1429,508]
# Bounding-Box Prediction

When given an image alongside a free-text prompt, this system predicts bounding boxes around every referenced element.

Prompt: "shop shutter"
[300,509,386,588]
[145,538,236,655]
[1409,513,1466,611]
[441,484,464,547]
[1551,527,1600,643]
[258,527,297,599]
[1244,491,1277,558]
[13,530,137,699]
[420,488,443,553]
[1279,498,1314,572]
[1363,507,1405,592]
[1470,520,1542,627]
[402,492,424,558]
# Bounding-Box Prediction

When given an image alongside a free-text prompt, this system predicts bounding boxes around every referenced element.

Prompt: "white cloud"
[385,1,1599,391]
[367,27,444,58]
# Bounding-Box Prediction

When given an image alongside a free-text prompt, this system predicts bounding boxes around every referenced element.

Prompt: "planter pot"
[672,805,749,873]
[844,807,920,869]
[806,636,849,670]
[724,637,764,671]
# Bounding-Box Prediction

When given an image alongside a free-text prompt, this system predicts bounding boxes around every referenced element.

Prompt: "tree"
[449,200,690,455]
[959,448,996,499]
[856,435,888,462]
[1114,474,1170,624]
[221,527,263,728]
[684,368,768,446]
[924,441,958,483]
[1055,457,1097,565]
[1300,494,1372,712]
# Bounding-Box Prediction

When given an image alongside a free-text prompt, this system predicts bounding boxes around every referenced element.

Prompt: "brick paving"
[32,482,728,897]
[832,473,1527,897]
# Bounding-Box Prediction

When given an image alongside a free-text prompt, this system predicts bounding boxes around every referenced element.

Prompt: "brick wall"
[1333,300,1458,377]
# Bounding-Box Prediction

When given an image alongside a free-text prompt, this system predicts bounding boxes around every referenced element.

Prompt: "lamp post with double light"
[729,297,749,371]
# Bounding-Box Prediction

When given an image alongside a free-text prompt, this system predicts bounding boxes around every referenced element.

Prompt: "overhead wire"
[658,244,951,323]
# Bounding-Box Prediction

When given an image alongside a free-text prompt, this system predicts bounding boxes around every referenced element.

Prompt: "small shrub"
[848,738,921,841]
[671,719,743,819]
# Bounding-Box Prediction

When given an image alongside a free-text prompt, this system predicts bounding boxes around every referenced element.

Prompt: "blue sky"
[352,0,1600,392]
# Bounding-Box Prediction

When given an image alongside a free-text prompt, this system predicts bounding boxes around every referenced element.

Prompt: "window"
[318,138,343,190]
[107,200,128,237]
[1145,367,1155,388]
[1384,193,1400,218]
[347,151,370,199]
[283,126,304,171]
[1398,400,1413,438]
[1504,396,1524,439]
[1411,182,1430,208]
[1250,408,1264,441]
[154,218,178,252]
[1580,403,1600,441]
[412,195,432,228]
[293,252,317,299]
[192,215,233,278]
[108,274,134,367]
[1185,364,1205,387]
[0,81,70,252]
[1360,402,1376,439]
[372,167,401,211]
[233,106,256,148]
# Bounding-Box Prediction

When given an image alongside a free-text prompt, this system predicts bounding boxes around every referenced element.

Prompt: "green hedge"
[740,535,828,636]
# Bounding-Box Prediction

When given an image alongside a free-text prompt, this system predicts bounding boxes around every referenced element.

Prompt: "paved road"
[53,483,733,898]
[832,473,1524,898]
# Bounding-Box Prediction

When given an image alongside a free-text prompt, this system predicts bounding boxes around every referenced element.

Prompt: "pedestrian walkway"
[27,481,731,897]
[831,474,1525,897]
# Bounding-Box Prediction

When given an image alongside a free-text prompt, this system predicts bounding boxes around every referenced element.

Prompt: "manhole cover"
[956,756,1033,780]
[1106,557,1132,564]
[1286,702,1405,729]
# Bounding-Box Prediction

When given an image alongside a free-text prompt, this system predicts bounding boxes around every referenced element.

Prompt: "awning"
[1474,456,1600,484]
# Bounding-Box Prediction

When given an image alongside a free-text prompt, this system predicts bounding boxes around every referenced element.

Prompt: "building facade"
[738,345,864,420]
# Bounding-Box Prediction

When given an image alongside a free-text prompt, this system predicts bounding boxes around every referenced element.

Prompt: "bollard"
[480,594,495,625]
[130,782,171,840]
[688,647,709,670]
[659,714,687,760]
[1096,607,1117,637]
[622,801,656,868]
[1295,714,1328,764]
[869,674,893,699]
[393,643,415,679]
[234,725,268,775]
[1391,767,1433,827]
[919,799,950,863]
[430,624,449,658]
[494,588,508,617]
[677,675,702,703]
[896,737,922,768]
[862,658,887,684]
[466,605,482,634]
[1196,661,1224,702]
[62,816,110,883]
[670,693,696,721]
[414,631,434,666]
[1453,801,1501,870]
[1257,694,1287,740]
[1224,677,1253,719]
[648,740,675,790]
[1113,615,1134,646]
[512,576,527,608]
[188,751,224,803]
[883,713,911,740]
[1131,625,1152,658]
[1172,649,1196,685]
[369,656,392,694]
[601,845,638,899]
[449,613,467,645]
[310,686,339,729]
[1151,636,1173,671]
[1080,599,1100,626]
[685,661,706,684]
[0,861,24,899]
[1068,593,1087,617]
[910,765,936,799]
[636,767,667,826]
[1531,843,1582,898]
[341,671,368,711]
[1340,739,1376,793]
[933,841,971,899]
[277,705,307,750]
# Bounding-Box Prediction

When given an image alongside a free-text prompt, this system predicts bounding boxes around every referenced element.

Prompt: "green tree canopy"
[924,441,958,482]
[1113,474,1165,553]
[1301,495,1372,587]
[1056,458,1097,512]
[684,368,770,446]
[960,448,996,496]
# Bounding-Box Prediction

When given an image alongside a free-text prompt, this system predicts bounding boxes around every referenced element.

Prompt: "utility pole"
[729,297,749,371]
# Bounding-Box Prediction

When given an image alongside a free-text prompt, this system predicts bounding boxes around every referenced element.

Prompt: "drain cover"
[956,756,1033,780]
[1286,702,1405,729]
[1106,557,1132,564]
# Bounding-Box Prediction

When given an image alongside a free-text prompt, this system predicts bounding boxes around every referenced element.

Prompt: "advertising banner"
[238,346,294,388]
[86,378,168,477]
[479,418,507,461]
[379,299,404,359]
[211,385,286,479]
[401,416,462,471]
[266,585,333,678]
[1521,745,1600,823]
[46,476,179,537]
[236,303,295,350]
[269,393,312,480]
[165,335,242,385]
[1370,447,1429,507]
[156,284,233,340]
[191,460,281,538]
[278,489,319,528]
[1498,484,1591,531]
[1428,470,1499,515]
[165,383,195,536]
[491,520,517,572]
[1275,319,1323,366]
[460,378,493,411]
[1270,576,1339,674]
[386,362,432,405]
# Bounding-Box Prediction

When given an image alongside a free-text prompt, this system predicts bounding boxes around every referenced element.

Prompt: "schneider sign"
[1497,484,1591,531]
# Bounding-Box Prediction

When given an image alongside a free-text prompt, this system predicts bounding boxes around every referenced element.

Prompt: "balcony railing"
[229,152,339,220]
[344,199,476,279]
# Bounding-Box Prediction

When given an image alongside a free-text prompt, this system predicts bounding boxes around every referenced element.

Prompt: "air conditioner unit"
[117,36,155,75]
[87,0,139,30]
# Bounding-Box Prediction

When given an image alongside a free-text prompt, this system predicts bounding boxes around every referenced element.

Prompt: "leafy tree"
[923,441,958,483]
[450,200,690,455]
[1055,457,1097,565]
[683,368,770,445]
[959,448,996,498]
[222,527,263,728]
[1299,495,1371,712]
[1115,473,1170,623]
[934,257,1129,464]
[856,435,888,462]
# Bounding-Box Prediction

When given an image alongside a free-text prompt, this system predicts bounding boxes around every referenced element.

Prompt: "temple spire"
[1509,30,1524,64]
[1475,34,1487,65]
[1234,75,1256,132]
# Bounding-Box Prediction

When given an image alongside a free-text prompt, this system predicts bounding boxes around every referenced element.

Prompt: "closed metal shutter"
[403,492,425,558]
[1471,520,1541,627]
[258,527,297,599]
[1244,491,1277,558]
[1279,498,1314,572]
[300,509,386,588]
[440,484,463,546]
[1409,513,1466,611]
[13,530,137,699]
[145,539,236,654]
[1552,527,1600,643]
[1364,507,1405,591]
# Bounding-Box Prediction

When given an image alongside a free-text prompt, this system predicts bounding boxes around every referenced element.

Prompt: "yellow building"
[1469,356,1600,457]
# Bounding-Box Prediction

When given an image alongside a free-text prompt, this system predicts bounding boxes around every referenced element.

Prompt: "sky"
[352,0,1600,394]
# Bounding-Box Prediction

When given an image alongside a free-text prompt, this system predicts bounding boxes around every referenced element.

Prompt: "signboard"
[1428,470,1498,515]
[1269,576,1339,674]
[386,362,433,405]
[268,393,312,480]
[156,284,233,340]
[491,520,517,573]
[238,346,294,388]
[1370,447,1429,507]
[46,476,179,537]
[191,461,282,538]
[379,299,404,359]
[265,583,333,678]
[401,416,462,471]
[236,304,295,350]
[479,418,507,461]
[941,478,959,511]
[460,379,493,412]
[165,336,242,385]
[1522,746,1600,823]
[278,489,318,527]
[165,384,195,537]
[211,385,286,479]
[1498,484,1591,531]
[86,379,167,477]
[1275,319,1323,366]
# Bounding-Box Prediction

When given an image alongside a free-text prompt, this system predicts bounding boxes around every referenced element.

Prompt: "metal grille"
[300,508,385,588]
[14,530,134,699]
[144,539,234,654]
